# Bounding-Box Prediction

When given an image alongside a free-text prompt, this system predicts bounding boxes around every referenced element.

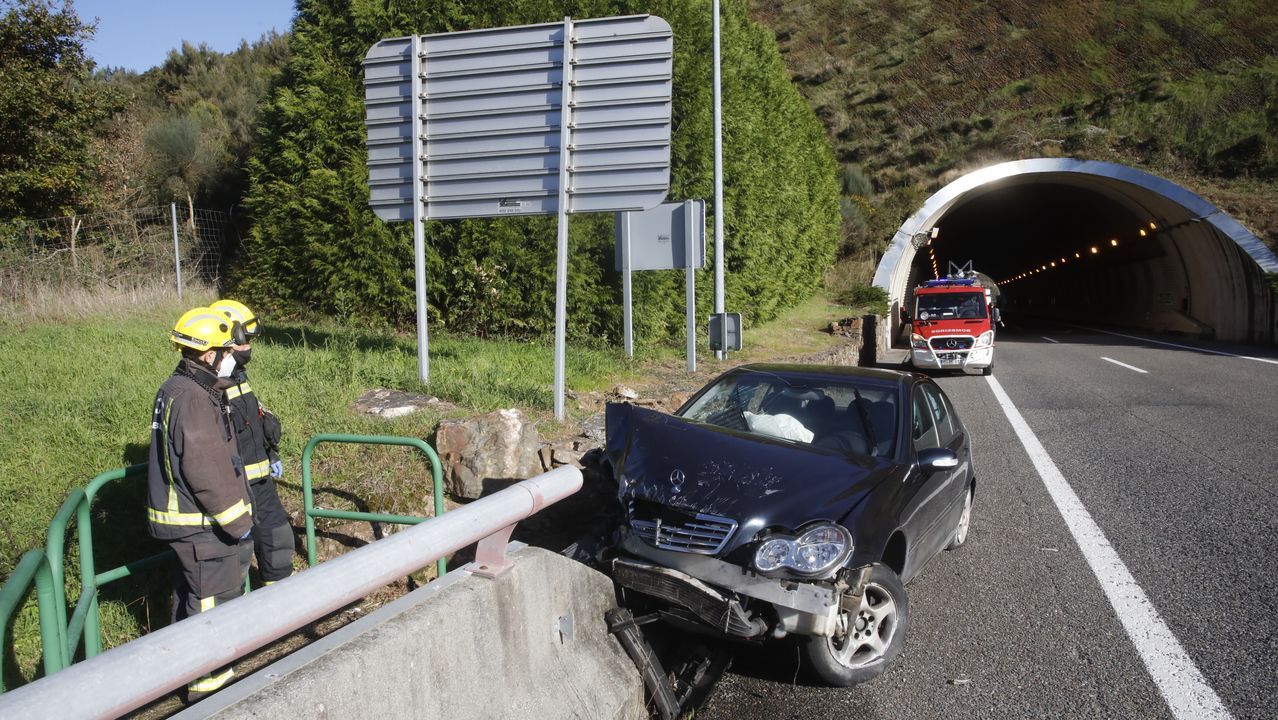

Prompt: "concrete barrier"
[177,545,643,720]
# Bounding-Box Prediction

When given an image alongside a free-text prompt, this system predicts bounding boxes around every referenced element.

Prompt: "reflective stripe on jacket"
[225,370,281,483]
[147,358,254,540]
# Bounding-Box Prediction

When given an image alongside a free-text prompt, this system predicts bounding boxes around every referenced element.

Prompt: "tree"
[0,0,127,219]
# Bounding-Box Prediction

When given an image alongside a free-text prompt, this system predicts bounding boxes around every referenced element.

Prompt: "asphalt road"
[698,323,1278,719]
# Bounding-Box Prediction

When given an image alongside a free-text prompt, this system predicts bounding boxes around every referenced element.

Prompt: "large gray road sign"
[363,15,674,420]
[364,15,673,221]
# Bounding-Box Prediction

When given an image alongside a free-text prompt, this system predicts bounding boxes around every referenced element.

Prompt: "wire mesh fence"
[0,205,235,304]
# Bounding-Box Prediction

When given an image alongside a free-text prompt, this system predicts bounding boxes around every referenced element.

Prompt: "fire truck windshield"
[916,292,987,320]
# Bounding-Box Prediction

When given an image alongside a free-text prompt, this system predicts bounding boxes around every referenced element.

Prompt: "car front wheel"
[946,482,974,550]
[804,564,909,686]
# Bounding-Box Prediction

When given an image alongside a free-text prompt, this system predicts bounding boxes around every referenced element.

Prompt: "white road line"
[985,375,1231,720]
[1100,356,1149,374]
[1075,325,1278,366]
[1041,336,1060,343]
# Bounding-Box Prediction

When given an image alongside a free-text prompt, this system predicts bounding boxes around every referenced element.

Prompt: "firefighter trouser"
[169,532,252,698]
[250,477,296,583]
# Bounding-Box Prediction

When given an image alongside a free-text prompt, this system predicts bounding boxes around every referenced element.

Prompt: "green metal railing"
[1,434,445,695]
[301,434,447,576]
[0,550,62,692]
[0,463,173,693]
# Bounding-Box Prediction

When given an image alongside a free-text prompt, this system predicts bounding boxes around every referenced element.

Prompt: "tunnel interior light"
[1138,228,1146,237]
[1075,252,1081,258]
[1050,261,1056,267]
[1149,221,1157,230]
[1111,238,1119,246]
[1090,246,1099,254]
[1060,257,1066,263]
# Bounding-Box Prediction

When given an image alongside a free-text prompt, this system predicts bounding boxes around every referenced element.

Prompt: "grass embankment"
[0,286,852,684]
[749,0,1278,262]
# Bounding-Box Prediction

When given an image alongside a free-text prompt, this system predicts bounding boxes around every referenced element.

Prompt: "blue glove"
[269,461,283,478]
[240,528,253,540]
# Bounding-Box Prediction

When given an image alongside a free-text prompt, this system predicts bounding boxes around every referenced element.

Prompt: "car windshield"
[916,291,986,320]
[679,371,898,458]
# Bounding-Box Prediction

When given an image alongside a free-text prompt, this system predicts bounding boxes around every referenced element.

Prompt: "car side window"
[912,388,938,450]
[921,385,954,445]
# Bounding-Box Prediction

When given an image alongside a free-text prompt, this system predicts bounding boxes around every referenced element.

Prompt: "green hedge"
[239,0,839,341]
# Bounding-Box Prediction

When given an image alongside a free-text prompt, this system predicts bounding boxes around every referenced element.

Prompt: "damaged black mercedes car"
[600,364,975,686]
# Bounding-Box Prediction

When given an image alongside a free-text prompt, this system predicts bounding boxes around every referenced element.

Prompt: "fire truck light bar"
[921,278,976,287]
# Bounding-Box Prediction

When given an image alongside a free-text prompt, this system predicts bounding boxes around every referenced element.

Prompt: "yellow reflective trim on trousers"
[200,596,216,612]
[225,382,253,400]
[147,500,251,528]
[188,668,234,692]
[244,459,270,480]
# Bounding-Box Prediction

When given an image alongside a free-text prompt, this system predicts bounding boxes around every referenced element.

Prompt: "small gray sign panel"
[615,200,705,271]
[708,312,742,352]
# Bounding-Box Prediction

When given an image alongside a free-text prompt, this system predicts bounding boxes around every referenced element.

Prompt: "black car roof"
[729,363,921,386]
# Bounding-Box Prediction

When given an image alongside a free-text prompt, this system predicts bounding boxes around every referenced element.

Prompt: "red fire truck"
[904,274,999,375]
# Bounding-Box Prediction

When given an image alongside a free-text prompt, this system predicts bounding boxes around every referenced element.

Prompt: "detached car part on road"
[600,364,976,686]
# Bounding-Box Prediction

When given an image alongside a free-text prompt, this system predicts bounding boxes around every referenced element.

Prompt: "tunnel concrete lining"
[873,159,1278,345]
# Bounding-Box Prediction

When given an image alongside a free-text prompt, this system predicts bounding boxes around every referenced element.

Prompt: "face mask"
[217,353,237,378]
[233,348,252,367]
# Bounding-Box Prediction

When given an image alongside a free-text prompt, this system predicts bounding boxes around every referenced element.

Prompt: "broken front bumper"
[611,535,854,638]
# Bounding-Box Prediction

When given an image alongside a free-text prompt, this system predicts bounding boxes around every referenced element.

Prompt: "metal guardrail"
[0,465,583,720]
[301,433,447,575]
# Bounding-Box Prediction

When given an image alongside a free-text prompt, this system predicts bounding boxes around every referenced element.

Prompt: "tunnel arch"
[873,159,1278,346]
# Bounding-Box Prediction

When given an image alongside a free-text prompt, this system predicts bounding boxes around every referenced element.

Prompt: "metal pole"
[0,467,584,719]
[623,212,633,359]
[712,0,726,360]
[553,16,575,422]
[170,203,182,301]
[411,34,430,383]
[685,200,697,372]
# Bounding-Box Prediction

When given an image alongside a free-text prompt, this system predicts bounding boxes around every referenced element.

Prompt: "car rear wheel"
[804,564,909,686]
[946,482,974,550]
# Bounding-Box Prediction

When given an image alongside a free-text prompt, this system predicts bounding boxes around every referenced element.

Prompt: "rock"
[612,384,638,400]
[580,412,606,442]
[434,408,543,500]
[353,388,452,419]
[667,391,691,410]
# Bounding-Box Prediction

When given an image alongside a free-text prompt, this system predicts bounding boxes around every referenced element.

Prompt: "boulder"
[434,409,543,500]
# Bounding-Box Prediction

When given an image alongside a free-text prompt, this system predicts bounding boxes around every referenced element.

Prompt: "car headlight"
[911,333,929,350]
[752,523,853,577]
[973,330,994,348]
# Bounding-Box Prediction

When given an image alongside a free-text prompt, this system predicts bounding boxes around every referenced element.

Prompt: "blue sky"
[75,0,296,73]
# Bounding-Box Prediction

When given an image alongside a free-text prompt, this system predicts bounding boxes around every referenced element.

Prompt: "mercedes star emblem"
[669,469,686,493]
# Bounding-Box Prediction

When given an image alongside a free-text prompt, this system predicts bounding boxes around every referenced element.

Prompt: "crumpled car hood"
[605,403,895,549]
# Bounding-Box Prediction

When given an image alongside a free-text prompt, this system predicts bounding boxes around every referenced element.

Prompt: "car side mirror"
[916,447,959,473]
[991,307,1001,323]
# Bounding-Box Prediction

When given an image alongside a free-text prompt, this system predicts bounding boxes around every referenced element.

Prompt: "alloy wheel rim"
[830,582,897,668]
[955,487,972,545]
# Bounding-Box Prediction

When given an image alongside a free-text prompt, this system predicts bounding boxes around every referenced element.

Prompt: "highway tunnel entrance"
[873,159,1278,346]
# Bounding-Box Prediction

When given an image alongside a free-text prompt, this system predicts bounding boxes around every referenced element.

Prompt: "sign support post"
[684,199,697,372]
[553,16,575,421]
[410,33,430,383]
[622,212,633,359]
[712,0,726,360]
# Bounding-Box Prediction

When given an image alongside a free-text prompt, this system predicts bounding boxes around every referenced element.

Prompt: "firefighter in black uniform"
[211,299,295,584]
[148,306,254,702]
